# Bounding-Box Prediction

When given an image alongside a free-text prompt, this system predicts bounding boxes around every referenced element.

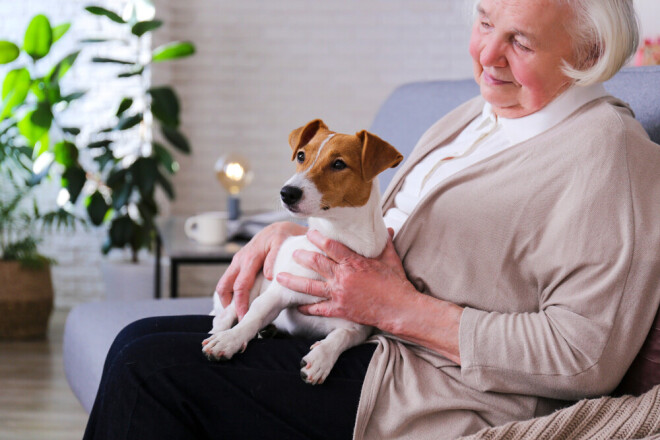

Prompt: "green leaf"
[86,191,109,226]
[106,168,127,189]
[62,91,86,102]
[30,101,53,128]
[1,68,31,120]
[117,65,144,78]
[18,103,52,144]
[132,20,162,37]
[62,126,80,135]
[152,41,195,62]
[109,216,135,248]
[88,139,112,149]
[62,165,86,203]
[30,79,61,103]
[149,86,179,127]
[93,149,115,171]
[54,141,79,167]
[79,38,113,44]
[48,50,80,82]
[116,113,143,130]
[52,23,71,43]
[153,141,178,174]
[161,126,190,154]
[24,14,53,61]
[111,182,132,210]
[131,157,157,198]
[92,57,134,65]
[155,168,175,199]
[85,6,126,24]
[0,41,20,64]
[116,98,133,117]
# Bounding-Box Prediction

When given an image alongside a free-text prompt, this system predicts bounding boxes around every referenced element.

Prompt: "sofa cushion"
[63,297,210,412]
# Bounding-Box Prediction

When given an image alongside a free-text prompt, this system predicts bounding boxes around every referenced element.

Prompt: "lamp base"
[228,196,240,220]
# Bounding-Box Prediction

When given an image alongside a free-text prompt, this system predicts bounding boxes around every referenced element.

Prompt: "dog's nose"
[280,185,303,205]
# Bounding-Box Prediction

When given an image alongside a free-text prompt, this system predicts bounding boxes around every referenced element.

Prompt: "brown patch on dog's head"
[287,119,402,210]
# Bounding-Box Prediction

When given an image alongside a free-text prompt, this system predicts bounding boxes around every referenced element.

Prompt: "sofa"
[64,66,660,414]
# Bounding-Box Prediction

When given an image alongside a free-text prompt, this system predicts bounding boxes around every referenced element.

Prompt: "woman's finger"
[298,302,332,317]
[306,229,355,263]
[216,264,240,307]
[231,256,264,318]
[276,272,330,298]
[291,249,336,279]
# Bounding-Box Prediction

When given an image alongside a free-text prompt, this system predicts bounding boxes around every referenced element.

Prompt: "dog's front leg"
[203,288,287,361]
[300,325,372,385]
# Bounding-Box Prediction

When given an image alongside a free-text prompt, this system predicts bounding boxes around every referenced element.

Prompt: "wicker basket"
[0,261,54,340]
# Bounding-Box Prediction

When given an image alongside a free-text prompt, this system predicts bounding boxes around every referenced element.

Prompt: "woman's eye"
[514,39,531,52]
[296,151,305,162]
[331,159,347,170]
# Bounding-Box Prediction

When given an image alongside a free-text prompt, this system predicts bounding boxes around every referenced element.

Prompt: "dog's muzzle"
[280,185,303,207]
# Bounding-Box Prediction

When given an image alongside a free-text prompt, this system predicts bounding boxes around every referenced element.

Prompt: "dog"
[202,119,403,385]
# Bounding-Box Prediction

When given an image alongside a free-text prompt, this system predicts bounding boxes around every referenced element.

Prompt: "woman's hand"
[215,221,308,319]
[276,229,463,364]
[276,229,417,328]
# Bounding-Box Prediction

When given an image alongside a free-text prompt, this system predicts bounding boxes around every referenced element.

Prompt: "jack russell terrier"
[202,119,403,385]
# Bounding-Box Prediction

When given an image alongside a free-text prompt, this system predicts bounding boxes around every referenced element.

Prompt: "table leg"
[154,233,162,299]
[170,259,179,298]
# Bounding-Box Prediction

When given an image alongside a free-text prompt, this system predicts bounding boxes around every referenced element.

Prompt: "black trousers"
[83,315,375,440]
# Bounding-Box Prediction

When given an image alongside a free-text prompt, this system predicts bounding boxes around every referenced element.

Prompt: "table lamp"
[215,153,253,220]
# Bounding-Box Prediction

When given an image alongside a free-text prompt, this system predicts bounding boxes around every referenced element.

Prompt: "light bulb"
[215,154,253,195]
[215,153,253,219]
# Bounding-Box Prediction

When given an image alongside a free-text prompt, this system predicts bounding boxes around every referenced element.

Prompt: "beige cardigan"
[353,96,660,439]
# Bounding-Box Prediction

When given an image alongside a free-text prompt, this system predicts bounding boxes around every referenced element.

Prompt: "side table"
[154,217,245,298]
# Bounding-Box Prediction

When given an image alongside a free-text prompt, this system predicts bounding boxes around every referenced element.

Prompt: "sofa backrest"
[371,65,660,192]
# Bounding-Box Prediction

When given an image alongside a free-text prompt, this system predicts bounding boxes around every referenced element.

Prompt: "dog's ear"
[288,119,328,160]
[357,130,403,182]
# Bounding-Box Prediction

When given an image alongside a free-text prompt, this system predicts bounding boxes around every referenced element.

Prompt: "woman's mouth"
[483,71,512,86]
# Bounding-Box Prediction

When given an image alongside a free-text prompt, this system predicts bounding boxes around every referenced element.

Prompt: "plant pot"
[100,256,169,301]
[0,261,54,340]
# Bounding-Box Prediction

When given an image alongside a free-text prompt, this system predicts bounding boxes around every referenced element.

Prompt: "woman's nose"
[480,37,507,68]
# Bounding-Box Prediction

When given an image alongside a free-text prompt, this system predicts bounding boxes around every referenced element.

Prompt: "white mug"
[184,211,228,245]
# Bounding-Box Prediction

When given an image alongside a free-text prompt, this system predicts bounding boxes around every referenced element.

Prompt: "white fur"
[202,155,387,385]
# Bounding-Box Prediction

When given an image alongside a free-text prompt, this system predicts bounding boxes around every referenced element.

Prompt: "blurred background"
[0,1,658,438]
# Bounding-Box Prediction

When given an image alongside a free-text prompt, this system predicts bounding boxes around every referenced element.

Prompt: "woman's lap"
[84,315,375,440]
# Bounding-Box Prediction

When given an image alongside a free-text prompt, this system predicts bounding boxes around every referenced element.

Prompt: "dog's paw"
[299,342,336,385]
[202,330,248,361]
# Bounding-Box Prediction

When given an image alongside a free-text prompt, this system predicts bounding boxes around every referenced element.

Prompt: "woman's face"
[469,0,578,118]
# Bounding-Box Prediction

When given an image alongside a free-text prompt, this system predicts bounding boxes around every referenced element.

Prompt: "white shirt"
[383,84,609,235]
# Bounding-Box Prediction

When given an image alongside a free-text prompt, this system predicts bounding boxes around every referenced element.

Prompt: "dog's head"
[280,119,403,217]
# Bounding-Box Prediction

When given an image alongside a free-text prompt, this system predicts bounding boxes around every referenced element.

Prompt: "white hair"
[560,0,639,85]
[472,0,639,85]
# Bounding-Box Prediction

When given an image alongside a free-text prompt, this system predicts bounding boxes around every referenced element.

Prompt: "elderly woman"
[84,0,660,439]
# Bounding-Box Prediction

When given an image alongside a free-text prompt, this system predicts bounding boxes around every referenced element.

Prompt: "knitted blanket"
[459,385,660,440]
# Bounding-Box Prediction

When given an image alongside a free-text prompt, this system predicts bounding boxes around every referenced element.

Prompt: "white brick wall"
[4,0,476,305]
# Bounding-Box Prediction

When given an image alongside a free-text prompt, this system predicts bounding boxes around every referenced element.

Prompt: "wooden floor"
[0,309,88,440]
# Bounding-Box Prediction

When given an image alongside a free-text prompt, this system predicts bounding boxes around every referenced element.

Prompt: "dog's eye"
[296,151,305,163]
[331,159,347,170]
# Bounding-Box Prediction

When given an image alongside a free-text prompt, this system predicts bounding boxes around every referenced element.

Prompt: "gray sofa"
[64,66,660,413]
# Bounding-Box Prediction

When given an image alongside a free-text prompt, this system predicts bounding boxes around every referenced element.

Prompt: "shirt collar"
[482,83,608,145]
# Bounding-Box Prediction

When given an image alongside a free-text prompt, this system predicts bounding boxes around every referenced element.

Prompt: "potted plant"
[80,3,194,298]
[0,185,55,339]
[0,14,84,338]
